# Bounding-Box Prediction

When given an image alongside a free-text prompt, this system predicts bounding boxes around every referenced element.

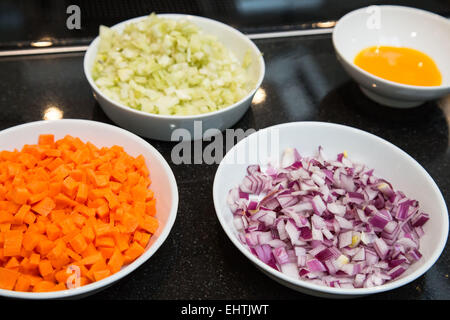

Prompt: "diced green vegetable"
[92,13,254,116]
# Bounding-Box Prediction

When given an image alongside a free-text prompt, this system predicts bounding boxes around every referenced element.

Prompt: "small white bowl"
[84,14,265,141]
[0,119,178,299]
[333,5,450,108]
[213,121,448,298]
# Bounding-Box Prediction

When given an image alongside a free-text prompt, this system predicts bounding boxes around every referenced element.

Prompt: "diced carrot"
[54,269,69,284]
[51,164,71,181]
[104,190,119,209]
[36,238,55,256]
[66,248,82,261]
[0,222,11,232]
[43,148,61,158]
[38,260,54,277]
[74,205,95,218]
[54,193,78,207]
[124,242,145,262]
[127,172,140,187]
[0,267,19,290]
[29,253,40,267]
[108,249,124,273]
[23,210,36,225]
[28,191,48,204]
[96,203,109,218]
[69,169,85,182]
[131,185,147,203]
[22,232,40,251]
[95,236,115,248]
[46,157,64,171]
[138,215,159,234]
[3,230,23,256]
[69,233,88,254]
[95,175,110,188]
[53,282,66,291]
[0,211,14,224]
[146,189,154,201]
[11,224,27,233]
[18,153,37,169]
[109,181,122,193]
[145,199,157,216]
[49,253,70,271]
[111,170,127,183]
[99,247,114,260]
[79,252,103,266]
[10,187,30,205]
[121,213,139,233]
[134,155,146,169]
[38,134,54,146]
[71,149,90,165]
[34,167,50,181]
[32,280,55,292]
[0,135,157,292]
[80,242,97,258]
[31,197,55,216]
[113,232,130,252]
[27,181,48,194]
[5,257,20,269]
[81,224,95,243]
[60,228,79,242]
[89,188,109,200]
[76,183,88,203]
[134,231,151,248]
[87,259,107,282]
[48,182,62,197]
[62,176,78,197]
[93,269,111,282]
[15,275,31,292]
[94,222,114,237]
[134,201,145,216]
[46,223,61,241]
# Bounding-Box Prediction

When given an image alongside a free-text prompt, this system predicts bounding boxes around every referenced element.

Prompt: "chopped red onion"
[411,212,430,227]
[228,147,428,288]
[306,259,327,272]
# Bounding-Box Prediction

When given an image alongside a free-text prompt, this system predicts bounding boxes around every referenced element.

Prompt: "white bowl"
[213,121,448,298]
[333,5,450,108]
[0,119,178,299]
[84,14,265,141]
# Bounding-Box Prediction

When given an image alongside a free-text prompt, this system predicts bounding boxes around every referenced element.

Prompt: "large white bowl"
[0,119,178,299]
[333,5,450,108]
[213,121,448,298]
[84,14,265,141]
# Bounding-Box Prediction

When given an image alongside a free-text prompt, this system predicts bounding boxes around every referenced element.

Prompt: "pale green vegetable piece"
[92,13,254,116]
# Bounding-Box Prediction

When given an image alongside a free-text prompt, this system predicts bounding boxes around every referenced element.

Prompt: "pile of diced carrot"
[0,134,158,292]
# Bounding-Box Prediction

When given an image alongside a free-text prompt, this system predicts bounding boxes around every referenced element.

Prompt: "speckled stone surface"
[0,34,448,299]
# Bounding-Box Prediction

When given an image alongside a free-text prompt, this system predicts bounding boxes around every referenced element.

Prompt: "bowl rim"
[0,119,179,299]
[332,5,450,91]
[83,13,266,120]
[213,121,449,296]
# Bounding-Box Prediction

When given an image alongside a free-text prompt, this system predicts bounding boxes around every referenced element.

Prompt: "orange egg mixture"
[354,46,442,86]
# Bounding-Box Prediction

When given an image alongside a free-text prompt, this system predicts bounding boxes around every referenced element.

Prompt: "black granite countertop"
[1,0,449,49]
[0,30,448,299]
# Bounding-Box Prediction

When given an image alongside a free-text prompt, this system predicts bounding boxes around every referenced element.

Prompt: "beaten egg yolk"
[354,46,442,86]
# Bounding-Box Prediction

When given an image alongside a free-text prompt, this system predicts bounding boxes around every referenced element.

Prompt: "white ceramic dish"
[333,5,450,108]
[213,121,448,298]
[84,14,265,141]
[0,119,178,299]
